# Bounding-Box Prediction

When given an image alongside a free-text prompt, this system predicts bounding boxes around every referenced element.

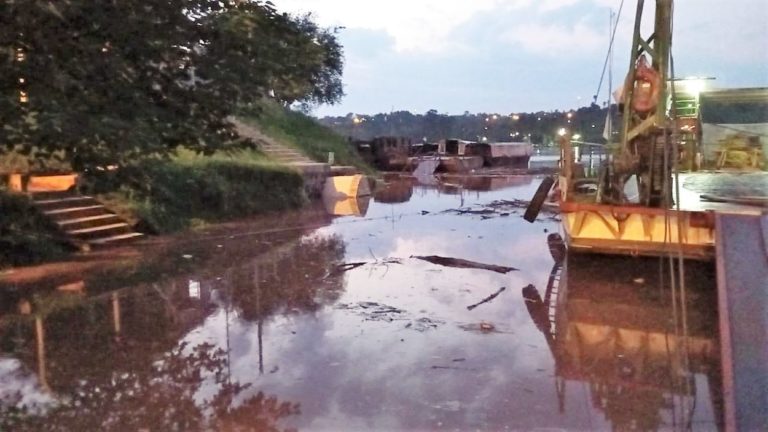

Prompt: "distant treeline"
[319,104,612,145]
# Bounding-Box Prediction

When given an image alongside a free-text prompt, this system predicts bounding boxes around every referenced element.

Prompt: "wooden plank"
[715,213,768,431]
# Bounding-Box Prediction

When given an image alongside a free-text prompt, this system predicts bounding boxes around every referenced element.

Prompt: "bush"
[0,190,71,268]
[83,159,306,233]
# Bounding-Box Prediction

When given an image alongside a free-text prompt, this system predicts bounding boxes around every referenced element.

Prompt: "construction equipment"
[598,0,674,207]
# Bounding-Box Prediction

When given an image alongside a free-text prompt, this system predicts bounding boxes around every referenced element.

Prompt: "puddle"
[0,175,723,430]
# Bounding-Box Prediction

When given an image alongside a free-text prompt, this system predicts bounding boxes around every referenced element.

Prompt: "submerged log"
[411,255,517,274]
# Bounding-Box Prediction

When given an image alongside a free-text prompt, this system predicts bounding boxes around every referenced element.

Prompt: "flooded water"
[0,175,723,431]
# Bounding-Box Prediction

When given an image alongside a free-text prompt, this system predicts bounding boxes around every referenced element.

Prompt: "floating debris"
[336,302,406,322]
[458,322,503,334]
[479,322,495,332]
[430,365,478,372]
[444,208,496,216]
[466,287,507,311]
[404,317,445,332]
[330,262,367,275]
[412,255,517,274]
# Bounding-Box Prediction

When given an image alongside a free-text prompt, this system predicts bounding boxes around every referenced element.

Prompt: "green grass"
[240,101,373,172]
[0,188,72,268]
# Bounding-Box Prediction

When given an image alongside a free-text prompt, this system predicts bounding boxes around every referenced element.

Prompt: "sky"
[276,0,768,117]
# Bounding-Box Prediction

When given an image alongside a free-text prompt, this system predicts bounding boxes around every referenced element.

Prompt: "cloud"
[277,0,519,54]
[539,0,581,13]
[279,0,767,116]
[502,22,605,56]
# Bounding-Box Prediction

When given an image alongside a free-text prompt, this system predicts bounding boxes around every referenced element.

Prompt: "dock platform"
[715,212,768,431]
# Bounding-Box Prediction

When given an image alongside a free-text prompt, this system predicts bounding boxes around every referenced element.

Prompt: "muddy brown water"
[0,175,723,431]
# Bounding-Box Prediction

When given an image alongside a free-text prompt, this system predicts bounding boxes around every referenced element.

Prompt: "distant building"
[699,87,768,167]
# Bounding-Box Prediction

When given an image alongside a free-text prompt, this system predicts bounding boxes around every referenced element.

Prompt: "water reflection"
[374,176,414,203]
[0,234,346,431]
[373,174,533,204]
[0,176,726,430]
[523,241,722,431]
[323,194,371,217]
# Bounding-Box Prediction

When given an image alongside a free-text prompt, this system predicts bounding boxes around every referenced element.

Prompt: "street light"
[674,76,714,97]
[557,128,568,137]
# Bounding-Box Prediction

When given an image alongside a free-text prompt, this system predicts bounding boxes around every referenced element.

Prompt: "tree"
[0,0,344,171]
[201,6,343,108]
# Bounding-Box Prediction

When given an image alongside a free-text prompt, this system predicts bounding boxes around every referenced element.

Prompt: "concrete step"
[264,148,302,154]
[34,196,98,211]
[57,214,124,231]
[34,195,94,205]
[29,191,78,201]
[272,156,311,162]
[267,153,310,159]
[28,191,145,250]
[44,205,107,221]
[87,232,144,247]
[66,223,132,241]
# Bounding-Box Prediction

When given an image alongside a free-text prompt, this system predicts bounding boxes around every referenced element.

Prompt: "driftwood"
[328,262,367,277]
[411,255,517,274]
[445,208,496,215]
[466,287,507,311]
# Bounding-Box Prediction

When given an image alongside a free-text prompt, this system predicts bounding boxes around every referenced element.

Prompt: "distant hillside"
[319,104,612,146]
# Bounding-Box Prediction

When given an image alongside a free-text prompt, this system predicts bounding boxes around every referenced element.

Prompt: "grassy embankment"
[239,101,371,172]
[88,102,368,234]
[1,102,368,267]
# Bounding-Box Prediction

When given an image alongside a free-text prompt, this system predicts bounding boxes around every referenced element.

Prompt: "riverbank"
[0,201,332,294]
[1,103,370,268]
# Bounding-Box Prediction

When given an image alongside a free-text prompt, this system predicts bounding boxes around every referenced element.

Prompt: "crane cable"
[668,1,694,427]
[592,0,626,104]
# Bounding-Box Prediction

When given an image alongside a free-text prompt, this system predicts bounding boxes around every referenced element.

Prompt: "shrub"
[0,190,71,268]
[83,159,306,233]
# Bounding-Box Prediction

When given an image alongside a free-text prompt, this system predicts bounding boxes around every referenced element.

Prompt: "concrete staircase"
[31,191,143,250]
[231,118,332,196]
[259,141,316,164]
[231,118,317,165]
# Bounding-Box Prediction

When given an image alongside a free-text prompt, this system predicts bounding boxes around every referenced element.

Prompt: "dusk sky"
[277,0,768,117]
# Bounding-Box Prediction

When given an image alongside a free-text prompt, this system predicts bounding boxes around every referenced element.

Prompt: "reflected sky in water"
[0,175,722,431]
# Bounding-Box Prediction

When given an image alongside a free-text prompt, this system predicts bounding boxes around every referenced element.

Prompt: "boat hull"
[560,201,716,260]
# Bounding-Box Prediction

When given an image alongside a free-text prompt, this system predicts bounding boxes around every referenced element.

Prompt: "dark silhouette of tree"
[0,342,300,431]
[320,106,611,145]
[0,1,344,171]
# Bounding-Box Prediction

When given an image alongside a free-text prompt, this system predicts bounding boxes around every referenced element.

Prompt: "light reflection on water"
[0,175,721,431]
